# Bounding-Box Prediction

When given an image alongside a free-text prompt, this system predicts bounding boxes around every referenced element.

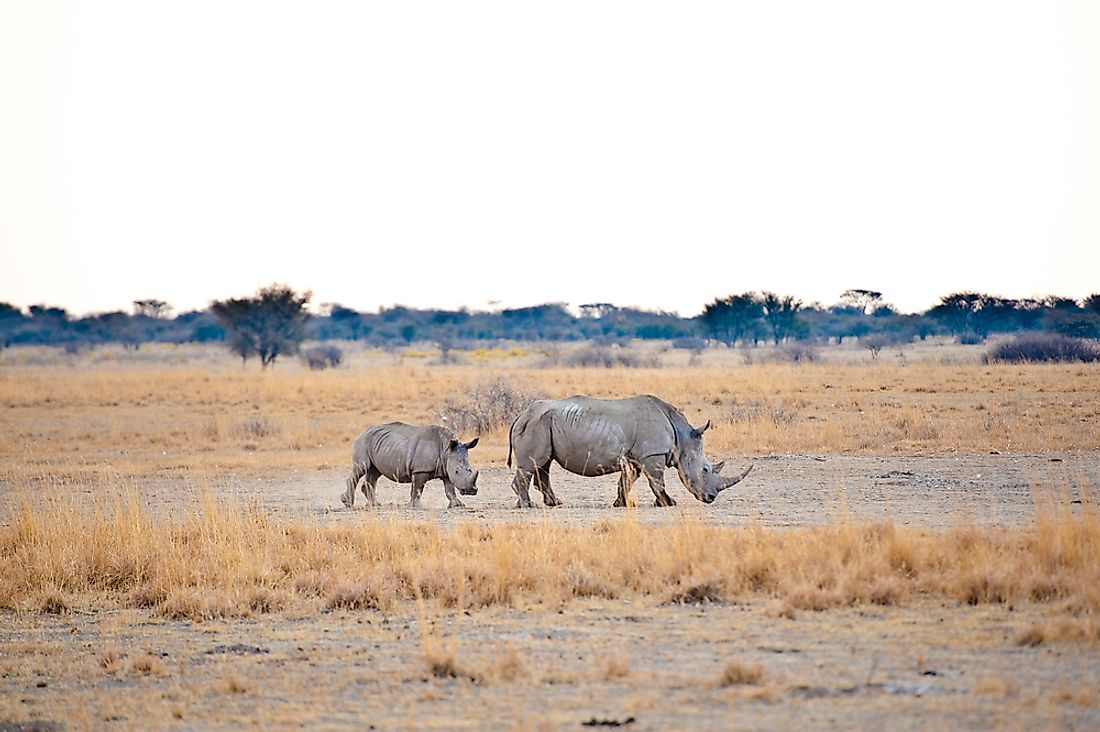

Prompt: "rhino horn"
[717,463,754,492]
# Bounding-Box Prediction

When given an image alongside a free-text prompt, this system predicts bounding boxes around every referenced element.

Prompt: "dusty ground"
[2,596,1098,730]
[33,451,1095,529]
[3,453,1100,730]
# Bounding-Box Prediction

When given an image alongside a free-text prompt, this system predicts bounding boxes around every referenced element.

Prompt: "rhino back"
[363,422,423,482]
[548,395,677,476]
[406,425,452,475]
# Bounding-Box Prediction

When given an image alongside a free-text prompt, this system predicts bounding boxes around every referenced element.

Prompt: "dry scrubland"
[2,340,1099,482]
[1,342,1100,729]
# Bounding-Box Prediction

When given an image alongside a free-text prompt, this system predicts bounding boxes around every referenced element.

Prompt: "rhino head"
[444,436,480,495]
[672,421,754,503]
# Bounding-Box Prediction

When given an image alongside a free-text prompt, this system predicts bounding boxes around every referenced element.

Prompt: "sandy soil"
[59,451,1097,528]
[2,452,1099,730]
[2,598,1098,730]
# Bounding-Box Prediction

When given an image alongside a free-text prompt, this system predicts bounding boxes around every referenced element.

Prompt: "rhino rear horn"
[717,463,754,492]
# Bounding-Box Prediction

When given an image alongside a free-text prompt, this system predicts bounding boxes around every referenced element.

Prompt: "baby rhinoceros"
[341,422,480,509]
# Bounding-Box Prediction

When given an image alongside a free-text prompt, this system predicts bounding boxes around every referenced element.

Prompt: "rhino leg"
[409,473,429,508]
[612,460,639,508]
[533,463,562,507]
[641,456,676,507]
[510,468,536,509]
[342,461,369,508]
[443,478,465,509]
[360,467,381,507]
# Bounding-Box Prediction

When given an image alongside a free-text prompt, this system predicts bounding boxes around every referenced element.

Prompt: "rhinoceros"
[341,423,480,508]
[506,395,752,508]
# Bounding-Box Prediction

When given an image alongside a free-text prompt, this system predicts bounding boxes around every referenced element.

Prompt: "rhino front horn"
[718,463,754,492]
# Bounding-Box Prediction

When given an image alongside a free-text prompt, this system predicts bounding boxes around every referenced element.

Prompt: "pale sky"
[2,1,1098,317]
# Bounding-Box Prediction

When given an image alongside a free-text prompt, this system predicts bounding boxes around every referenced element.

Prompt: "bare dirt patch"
[2,599,1097,730]
[18,451,1088,529]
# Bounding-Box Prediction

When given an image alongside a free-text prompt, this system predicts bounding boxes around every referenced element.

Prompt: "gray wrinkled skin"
[341,423,479,509]
[506,395,752,508]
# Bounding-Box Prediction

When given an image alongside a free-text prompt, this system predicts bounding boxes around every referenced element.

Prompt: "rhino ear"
[691,420,711,439]
[463,437,479,450]
[448,439,460,451]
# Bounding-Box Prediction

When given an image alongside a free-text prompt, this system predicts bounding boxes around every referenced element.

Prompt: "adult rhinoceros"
[506,395,752,508]
[341,423,480,508]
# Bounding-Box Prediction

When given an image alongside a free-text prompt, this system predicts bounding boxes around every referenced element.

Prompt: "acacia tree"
[699,293,762,346]
[760,292,802,343]
[1085,294,1100,315]
[210,284,311,368]
[839,289,883,315]
[927,292,985,338]
[133,299,172,318]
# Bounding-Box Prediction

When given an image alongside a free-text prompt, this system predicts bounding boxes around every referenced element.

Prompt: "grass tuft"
[720,660,766,686]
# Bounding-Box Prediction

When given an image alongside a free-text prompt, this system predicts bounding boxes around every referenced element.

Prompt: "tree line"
[2,286,1098,367]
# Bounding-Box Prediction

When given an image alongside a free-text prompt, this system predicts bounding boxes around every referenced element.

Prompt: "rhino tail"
[506,414,519,468]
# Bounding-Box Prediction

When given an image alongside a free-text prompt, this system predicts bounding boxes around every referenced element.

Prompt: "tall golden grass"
[2,489,1098,642]
[2,361,1099,479]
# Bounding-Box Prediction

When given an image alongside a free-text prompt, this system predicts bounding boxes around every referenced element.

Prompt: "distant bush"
[860,332,909,360]
[778,343,818,364]
[727,399,797,426]
[958,333,985,345]
[439,377,543,434]
[565,345,659,368]
[984,334,1100,364]
[671,336,708,352]
[302,344,343,370]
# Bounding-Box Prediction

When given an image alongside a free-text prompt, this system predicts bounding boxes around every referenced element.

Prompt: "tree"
[210,284,311,368]
[699,293,762,346]
[839,289,883,315]
[328,305,369,340]
[0,303,26,349]
[579,303,617,319]
[927,292,987,339]
[133,299,172,318]
[760,292,802,343]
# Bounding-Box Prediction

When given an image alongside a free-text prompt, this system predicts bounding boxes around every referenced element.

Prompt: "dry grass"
[130,653,166,676]
[600,656,632,681]
[226,676,249,693]
[1,354,1098,482]
[719,659,766,686]
[1,489,1098,632]
[97,646,120,671]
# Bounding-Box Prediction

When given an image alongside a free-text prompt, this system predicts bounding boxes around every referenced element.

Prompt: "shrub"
[719,660,766,686]
[672,336,707,350]
[778,342,817,364]
[860,332,907,360]
[565,345,658,368]
[302,344,343,370]
[984,334,1100,363]
[439,377,542,434]
[728,399,796,426]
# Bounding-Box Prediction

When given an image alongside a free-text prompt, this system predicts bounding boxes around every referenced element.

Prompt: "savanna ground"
[1,339,1099,730]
